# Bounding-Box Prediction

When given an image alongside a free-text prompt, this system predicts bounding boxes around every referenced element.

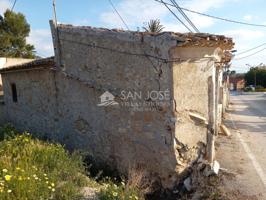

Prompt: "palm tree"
[143,19,164,33]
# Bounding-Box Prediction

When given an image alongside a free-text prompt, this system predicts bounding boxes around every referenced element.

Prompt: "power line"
[160,0,193,32]
[171,0,199,32]
[169,0,200,32]
[236,43,266,55]
[154,0,266,28]
[11,0,17,11]
[108,0,130,30]
[234,48,266,60]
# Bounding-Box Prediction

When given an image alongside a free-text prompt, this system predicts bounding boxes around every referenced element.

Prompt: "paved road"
[217,92,266,200]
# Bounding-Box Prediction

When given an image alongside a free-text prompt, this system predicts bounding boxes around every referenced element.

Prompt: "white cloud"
[221,29,265,41]
[184,0,234,12]
[231,52,266,72]
[27,29,54,57]
[0,0,11,15]
[243,15,253,21]
[71,19,90,26]
[100,0,232,31]
[101,0,169,29]
[221,29,266,72]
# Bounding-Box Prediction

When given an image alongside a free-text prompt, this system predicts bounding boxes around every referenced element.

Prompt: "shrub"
[256,88,266,92]
[0,123,18,141]
[0,133,88,200]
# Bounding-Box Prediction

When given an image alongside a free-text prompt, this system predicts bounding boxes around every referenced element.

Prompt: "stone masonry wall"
[51,24,180,188]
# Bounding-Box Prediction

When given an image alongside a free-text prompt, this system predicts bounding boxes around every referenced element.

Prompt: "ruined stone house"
[0,21,233,189]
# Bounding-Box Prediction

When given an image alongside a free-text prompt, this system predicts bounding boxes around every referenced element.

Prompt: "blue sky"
[1,0,266,72]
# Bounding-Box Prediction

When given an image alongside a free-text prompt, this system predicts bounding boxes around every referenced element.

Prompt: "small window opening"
[11,83,17,102]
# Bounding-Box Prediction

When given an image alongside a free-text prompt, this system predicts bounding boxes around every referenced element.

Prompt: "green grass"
[0,125,143,200]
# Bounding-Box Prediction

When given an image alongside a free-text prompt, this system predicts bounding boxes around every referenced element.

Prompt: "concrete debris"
[196,154,205,163]
[173,190,179,194]
[220,124,231,136]
[197,162,206,171]
[189,112,208,125]
[212,160,220,175]
[191,192,203,200]
[184,177,192,192]
[203,160,220,176]
[220,167,238,176]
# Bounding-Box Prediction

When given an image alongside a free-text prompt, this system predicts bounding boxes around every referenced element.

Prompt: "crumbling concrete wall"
[169,47,221,175]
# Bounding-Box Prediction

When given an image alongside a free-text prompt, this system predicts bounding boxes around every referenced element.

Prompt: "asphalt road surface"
[217,92,266,200]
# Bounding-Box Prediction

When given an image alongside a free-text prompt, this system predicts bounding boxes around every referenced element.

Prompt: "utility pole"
[53,0,58,27]
[51,0,62,69]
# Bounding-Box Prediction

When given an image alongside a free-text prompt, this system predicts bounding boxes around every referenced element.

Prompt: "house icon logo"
[97,91,119,106]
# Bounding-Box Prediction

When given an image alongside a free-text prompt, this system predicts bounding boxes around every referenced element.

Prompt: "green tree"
[143,19,164,33]
[245,66,266,88]
[0,9,35,58]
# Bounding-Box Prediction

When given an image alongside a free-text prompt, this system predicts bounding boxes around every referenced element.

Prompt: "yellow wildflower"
[16,167,21,171]
[7,189,12,193]
[4,175,11,181]
[112,192,118,197]
[2,169,8,173]
[52,188,55,192]
[51,183,55,187]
